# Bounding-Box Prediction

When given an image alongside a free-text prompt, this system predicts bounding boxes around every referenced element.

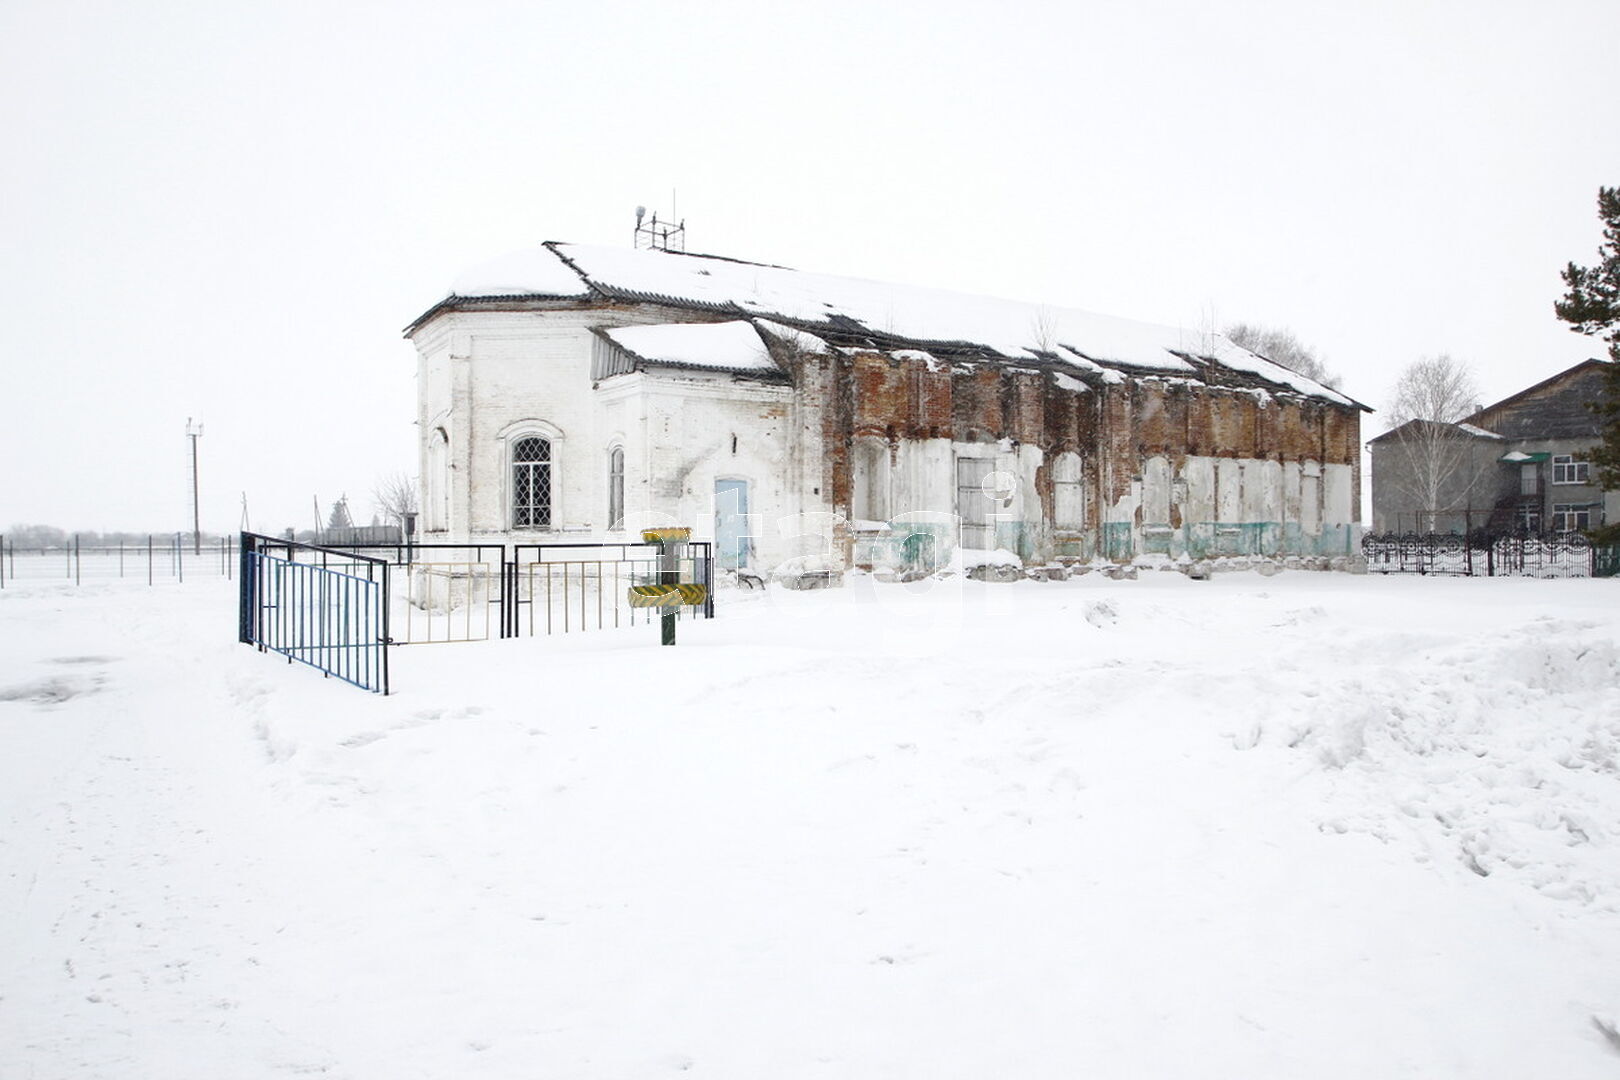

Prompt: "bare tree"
[371,472,418,532]
[1225,322,1341,388]
[1029,305,1060,356]
[1380,355,1492,532]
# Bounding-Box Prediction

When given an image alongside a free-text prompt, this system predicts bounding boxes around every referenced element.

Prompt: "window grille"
[512,436,552,529]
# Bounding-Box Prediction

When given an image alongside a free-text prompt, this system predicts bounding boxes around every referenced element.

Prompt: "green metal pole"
[660,538,678,646]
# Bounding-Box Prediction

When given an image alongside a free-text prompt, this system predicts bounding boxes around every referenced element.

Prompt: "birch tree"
[1383,355,1489,531]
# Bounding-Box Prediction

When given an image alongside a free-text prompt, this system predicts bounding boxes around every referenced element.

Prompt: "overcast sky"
[3,0,1616,535]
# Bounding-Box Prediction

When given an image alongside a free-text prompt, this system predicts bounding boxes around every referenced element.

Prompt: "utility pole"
[186,418,204,555]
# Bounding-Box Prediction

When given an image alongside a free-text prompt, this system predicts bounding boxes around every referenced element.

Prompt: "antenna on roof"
[633,204,686,253]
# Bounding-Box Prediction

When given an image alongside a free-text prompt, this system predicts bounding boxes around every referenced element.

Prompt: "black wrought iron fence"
[508,541,715,638]
[1597,542,1620,578]
[1361,531,1598,578]
[279,541,508,645]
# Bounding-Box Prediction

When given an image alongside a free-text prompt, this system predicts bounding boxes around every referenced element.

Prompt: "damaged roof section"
[593,321,789,380]
[420,241,1365,409]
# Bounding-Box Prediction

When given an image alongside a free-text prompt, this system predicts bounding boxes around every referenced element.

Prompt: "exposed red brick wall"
[952,367,1005,443]
[815,347,1362,527]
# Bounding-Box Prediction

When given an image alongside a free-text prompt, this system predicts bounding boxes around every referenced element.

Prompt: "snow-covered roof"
[427,242,1359,407]
[1456,423,1503,440]
[449,248,592,298]
[600,321,782,374]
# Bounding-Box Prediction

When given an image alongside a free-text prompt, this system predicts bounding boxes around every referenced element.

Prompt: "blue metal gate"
[239,533,390,693]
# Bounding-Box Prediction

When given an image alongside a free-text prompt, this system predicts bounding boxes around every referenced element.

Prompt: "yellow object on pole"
[627,583,709,609]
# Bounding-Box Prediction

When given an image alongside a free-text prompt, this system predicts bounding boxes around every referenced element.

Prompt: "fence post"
[500,558,509,639]
[239,533,256,644]
[177,532,184,583]
[148,534,154,586]
[702,543,715,619]
[381,562,391,695]
[74,534,81,586]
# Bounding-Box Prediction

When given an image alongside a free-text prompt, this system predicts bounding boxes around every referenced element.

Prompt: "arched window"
[512,436,552,529]
[608,446,625,531]
[426,428,449,532]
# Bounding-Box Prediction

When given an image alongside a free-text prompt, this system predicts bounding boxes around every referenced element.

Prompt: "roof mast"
[633,204,685,252]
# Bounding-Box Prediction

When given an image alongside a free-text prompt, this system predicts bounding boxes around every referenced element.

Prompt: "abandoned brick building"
[405,241,1367,571]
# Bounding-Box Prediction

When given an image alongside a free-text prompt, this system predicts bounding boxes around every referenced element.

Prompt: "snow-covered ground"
[3,570,1618,1079]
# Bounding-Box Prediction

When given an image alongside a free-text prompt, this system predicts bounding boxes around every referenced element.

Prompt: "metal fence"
[0,534,238,588]
[508,541,715,638]
[1361,531,1602,578]
[238,534,389,693]
[235,533,716,694]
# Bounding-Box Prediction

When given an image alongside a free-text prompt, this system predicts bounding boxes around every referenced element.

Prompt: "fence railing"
[1361,530,1599,578]
[238,533,389,693]
[508,541,715,638]
[235,534,717,694]
[0,534,238,587]
[262,542,509,645]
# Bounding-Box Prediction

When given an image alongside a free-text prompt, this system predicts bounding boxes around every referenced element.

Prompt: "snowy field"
[3,569,1619,1079]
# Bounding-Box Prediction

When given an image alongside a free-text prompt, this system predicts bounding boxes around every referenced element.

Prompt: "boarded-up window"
[1142,456,1171,525]
[1301,460,1321,533]
[853,438,890,523]
[1053,452,1084,528]
[1216,460,1243,522]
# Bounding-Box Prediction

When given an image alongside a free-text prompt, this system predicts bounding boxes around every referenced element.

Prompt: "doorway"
[715,479,750,569]
[956,457,994,549]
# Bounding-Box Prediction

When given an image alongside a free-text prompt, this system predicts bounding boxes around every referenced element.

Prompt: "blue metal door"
[714,479,750,569]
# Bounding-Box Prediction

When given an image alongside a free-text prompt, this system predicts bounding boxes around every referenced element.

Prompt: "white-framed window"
[1053,451,1084,528]
[607,446,625,531]
[1552,504,1593,532]
[1517,506,1542,533]
[512,435,553,529]
[1552,455,1590,485]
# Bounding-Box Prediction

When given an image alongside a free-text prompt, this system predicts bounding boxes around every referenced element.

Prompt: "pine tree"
[1554,186,1620,511]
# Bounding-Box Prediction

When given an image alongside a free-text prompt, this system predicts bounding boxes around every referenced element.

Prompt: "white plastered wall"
[617,370,800,568]
[410,305,758,546]
[1091,452,1347,555]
